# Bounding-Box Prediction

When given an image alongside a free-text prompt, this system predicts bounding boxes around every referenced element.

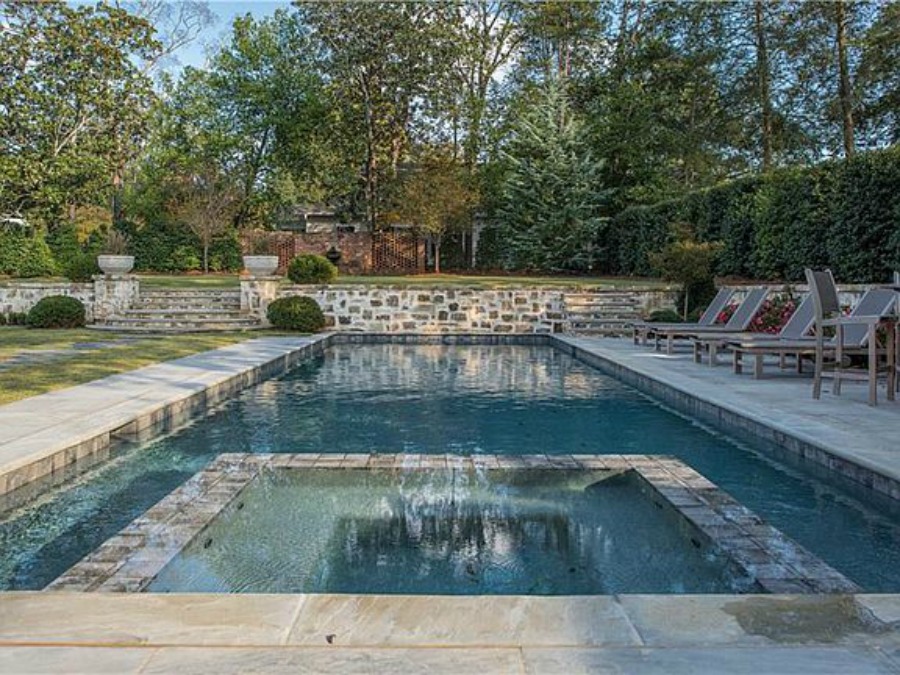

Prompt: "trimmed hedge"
[26,295,86,328]
[287,254,338,284]
[266,296,326,332]
[609,147,900,282]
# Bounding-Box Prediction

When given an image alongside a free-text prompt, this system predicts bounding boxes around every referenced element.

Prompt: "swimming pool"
[2,343,900,591]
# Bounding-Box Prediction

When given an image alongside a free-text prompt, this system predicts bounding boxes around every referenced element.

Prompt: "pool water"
[148,469,748,595]
[2,344,900,591]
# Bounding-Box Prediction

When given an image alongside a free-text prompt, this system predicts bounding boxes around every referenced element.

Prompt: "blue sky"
[177,1,291,69]
[68,1,291,71]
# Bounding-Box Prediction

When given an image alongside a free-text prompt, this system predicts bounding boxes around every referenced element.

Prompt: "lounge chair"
[632,287,734,348]
[806,269,896,405]
[648,287,769,355]
[694,293,814,368]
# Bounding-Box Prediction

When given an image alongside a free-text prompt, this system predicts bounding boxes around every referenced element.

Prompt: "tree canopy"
[1,0,897,274]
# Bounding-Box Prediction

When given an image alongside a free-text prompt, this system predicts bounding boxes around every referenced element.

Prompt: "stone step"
[122,309,246,319]
[88,324,259,335]
[94,316,261,333]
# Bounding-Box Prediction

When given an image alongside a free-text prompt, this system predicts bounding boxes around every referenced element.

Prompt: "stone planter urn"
[243,255,279,276]
[97,254,135,275]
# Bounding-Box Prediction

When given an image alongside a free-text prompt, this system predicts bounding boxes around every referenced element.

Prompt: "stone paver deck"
[0,592,897,673]
[556,336,900,499]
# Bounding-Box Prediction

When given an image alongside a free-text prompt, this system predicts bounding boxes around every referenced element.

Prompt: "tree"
[650,224,723,320]
[296,1,457,229]
[392,153,478,274]
[495,79,609,272]
[171,168,238,274]
[0,2,158,223]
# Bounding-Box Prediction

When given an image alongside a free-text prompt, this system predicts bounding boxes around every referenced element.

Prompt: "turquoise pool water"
[1,343,899,591]
[148,469,749,595]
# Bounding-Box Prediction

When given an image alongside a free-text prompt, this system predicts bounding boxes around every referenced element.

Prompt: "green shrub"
[0,229,57,277]
[0,313,6,326]
[287,254,338,284]
[266,296,326,332]
[6,312,28,326]
[26,295,86,328]
[64,254,100,282]
[647,308,682,323]
[610,146,900,282]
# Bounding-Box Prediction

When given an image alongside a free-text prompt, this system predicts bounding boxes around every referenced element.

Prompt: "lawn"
[136,272,669,290]
[0,328,271,405]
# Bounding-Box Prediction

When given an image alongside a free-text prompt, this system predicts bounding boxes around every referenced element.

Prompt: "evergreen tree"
[495,79,609,272]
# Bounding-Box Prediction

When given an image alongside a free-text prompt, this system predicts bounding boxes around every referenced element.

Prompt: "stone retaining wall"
[277,286,677,333]
[0,282,95,320]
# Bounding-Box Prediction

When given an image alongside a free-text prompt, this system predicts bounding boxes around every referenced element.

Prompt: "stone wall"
[275,286,677,333]
[0,282,95,320]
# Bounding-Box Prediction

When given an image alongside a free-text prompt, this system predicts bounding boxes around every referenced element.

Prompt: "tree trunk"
[835,1,855,158]
[683,285,690,321]
[203,242,209,274]
[434,237,441,274]
[754,0,773,171]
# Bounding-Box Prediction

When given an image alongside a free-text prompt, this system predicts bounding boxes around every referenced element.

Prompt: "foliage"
[391,153,478,273]
[649,224,723,319]
[101,230,131,256]
[26,296,86,329]
[612,146,900,282]
[266,296,326,332]
[0,2,158,220]
[495,79,610,272]
[749,295,798,334]
[0,229,57,277]
[647,308,682,323]
[64,254,101,282]
[287,254,338,285]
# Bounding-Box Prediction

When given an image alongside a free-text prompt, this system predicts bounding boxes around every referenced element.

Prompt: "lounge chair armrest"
[821,316,884,327]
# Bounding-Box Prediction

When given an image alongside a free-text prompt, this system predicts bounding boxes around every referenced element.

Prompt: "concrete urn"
[243,255,280,277]
[97,255,135,275]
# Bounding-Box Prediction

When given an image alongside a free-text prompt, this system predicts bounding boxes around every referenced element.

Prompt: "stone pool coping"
[0,592,898,673]
[49,452,858,595]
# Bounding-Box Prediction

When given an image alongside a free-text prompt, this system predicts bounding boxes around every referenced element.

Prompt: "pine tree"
[496,79,609,272]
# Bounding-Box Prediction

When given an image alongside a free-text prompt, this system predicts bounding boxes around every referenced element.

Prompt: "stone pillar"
[92,275,139,321]
[241,276,280,323]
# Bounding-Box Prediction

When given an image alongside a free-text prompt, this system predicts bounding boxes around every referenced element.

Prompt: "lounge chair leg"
[779,353,786,369]
[813,336,823,400]
[654,334,661,352]
[693,342,702,364]
[868,329,877,406]
[733,350,742,374]
[796,355,803,374]
[666,335,673,355]
[754,354,764,379]
[709,343,718,367]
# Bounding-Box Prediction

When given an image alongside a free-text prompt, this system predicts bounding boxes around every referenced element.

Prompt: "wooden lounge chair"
[694,293,815,368]
[648,287,769,355]
[632,287,734,347]
[806,269,896,406]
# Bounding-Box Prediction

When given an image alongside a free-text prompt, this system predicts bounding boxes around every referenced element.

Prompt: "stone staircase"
[91,289,261,334]
[561,292,642,336]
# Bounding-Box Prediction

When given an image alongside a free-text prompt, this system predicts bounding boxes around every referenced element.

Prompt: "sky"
[176,1,291,70]
[67,1,292,72]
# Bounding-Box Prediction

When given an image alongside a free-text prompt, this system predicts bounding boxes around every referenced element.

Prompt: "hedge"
[0,229,57,277]
[608,146,900,282]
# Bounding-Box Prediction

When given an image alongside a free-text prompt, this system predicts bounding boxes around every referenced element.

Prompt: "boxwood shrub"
[26,295,86,329]
[266,296,326,332]
[287,254,338,284]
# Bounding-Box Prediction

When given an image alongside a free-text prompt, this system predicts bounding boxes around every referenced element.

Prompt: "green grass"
[136,272,668,290]
[0,327,273,406]
[5,272,669,290]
